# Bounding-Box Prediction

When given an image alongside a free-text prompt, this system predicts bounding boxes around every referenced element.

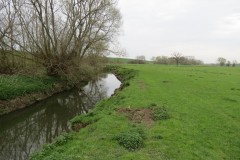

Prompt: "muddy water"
[0,74,121,160]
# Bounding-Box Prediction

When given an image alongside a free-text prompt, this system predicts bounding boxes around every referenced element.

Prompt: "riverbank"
[0,73,121,160]
[0,75,69,115]
[30,64,240,160]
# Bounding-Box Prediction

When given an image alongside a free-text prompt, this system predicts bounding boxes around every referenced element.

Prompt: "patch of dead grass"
[117,108,154,127]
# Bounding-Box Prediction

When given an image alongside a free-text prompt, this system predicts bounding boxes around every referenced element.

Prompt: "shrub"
[114,128,145,151]
[149,105,170,121]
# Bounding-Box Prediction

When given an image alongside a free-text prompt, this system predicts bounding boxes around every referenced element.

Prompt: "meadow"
[29,64,240,159]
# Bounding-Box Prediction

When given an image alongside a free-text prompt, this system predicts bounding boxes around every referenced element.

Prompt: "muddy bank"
[0,83,72,116]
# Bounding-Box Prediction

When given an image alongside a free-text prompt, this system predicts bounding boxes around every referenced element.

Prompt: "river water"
[0,74,121,160]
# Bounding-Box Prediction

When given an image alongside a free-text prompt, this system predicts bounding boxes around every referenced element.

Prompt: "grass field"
[31,64,240,160]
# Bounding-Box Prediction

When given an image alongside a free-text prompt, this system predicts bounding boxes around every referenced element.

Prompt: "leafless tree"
[232,60,237,67]
[155,56,169,64]
[171,52,183,65]
[226,61,231,67]
[217,57,226,66]
[0,0,20,74]
[5,0,121,78]
[0,0,17,50]
[151,56,156,61]
[136,55,146,61]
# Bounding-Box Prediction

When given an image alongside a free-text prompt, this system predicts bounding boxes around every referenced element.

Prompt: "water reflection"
[0,74,121,160]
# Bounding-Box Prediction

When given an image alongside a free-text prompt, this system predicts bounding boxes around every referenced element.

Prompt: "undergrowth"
[114,128,146,151]
[148,104,170,121]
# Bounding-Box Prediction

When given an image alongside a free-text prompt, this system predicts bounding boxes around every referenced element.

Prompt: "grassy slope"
[31,65,240,160]
[0,75,58,100]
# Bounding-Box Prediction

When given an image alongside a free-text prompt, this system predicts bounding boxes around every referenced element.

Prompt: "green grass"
[0,75,59,100]
[108,57,135,64]
[31,64,240,160]
[108,57,152,64]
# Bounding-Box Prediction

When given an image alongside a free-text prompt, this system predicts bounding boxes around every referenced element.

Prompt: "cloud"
[213,12,240,37]
[118,0,240,63]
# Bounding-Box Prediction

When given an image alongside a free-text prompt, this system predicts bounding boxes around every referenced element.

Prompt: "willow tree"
[10,0,121,78]
[0,0,15,49]
[0,0,19,73]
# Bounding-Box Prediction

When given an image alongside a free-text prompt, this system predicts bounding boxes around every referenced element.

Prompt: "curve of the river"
[0,74,121,160]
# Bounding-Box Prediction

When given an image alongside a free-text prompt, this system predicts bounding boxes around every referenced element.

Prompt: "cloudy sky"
[116,0,240,63]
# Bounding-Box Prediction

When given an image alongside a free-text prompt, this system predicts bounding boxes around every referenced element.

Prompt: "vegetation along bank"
[31,64,240,160]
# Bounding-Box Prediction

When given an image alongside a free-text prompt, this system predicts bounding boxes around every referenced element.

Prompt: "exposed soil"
[0,84,70,116]
[117,108,154,127]
[72,123,89,132]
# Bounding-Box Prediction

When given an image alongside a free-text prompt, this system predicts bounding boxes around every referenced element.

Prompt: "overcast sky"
[116,0,240,63]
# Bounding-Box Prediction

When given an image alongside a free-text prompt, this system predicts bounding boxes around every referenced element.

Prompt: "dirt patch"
[72,123,89,132]
[117,108,154,126]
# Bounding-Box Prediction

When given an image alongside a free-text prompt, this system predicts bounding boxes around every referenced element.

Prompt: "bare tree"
[155,56,169,64]
[0,0,17,50]
[151,56,156,61]
[171,52,183,65]
[217,57,226,66]
[7,0,121,78]
[0,0,19,74]
[232,60,237,67]
[226,61,231,67]
[136,55,146,61]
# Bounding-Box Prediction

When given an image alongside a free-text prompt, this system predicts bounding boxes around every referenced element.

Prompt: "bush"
[114,128,145,151]
[149,105,170,121]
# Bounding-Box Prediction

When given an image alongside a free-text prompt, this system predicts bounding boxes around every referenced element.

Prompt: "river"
[0,74,121,160]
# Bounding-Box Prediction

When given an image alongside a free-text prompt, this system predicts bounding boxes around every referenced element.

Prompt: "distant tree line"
[129,55,146,64]
[152,53,203,65]
[217,57,238,67]
[130,53,203,65]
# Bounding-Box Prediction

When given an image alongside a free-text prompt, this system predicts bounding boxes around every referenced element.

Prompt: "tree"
[151,56,156,61]
[232,60,237,67]
[0,0,15,49]
[129,55,146,64]
[217,57,226,66]
[5,0,121,79]
[171,52,183,65]
[155,56,169,64]
[0,0,19,74]
[226,61,231,67]
[136,55,146,61]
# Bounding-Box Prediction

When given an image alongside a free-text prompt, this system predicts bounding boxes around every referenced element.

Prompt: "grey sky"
[117,0,240,63]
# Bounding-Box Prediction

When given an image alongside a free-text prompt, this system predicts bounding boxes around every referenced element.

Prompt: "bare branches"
[0,0,17,50]
[1,0,122,76]
[171,52,183,65]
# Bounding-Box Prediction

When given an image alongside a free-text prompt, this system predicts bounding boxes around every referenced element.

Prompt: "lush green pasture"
[0,75,58,100]
[31,65,240,160]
